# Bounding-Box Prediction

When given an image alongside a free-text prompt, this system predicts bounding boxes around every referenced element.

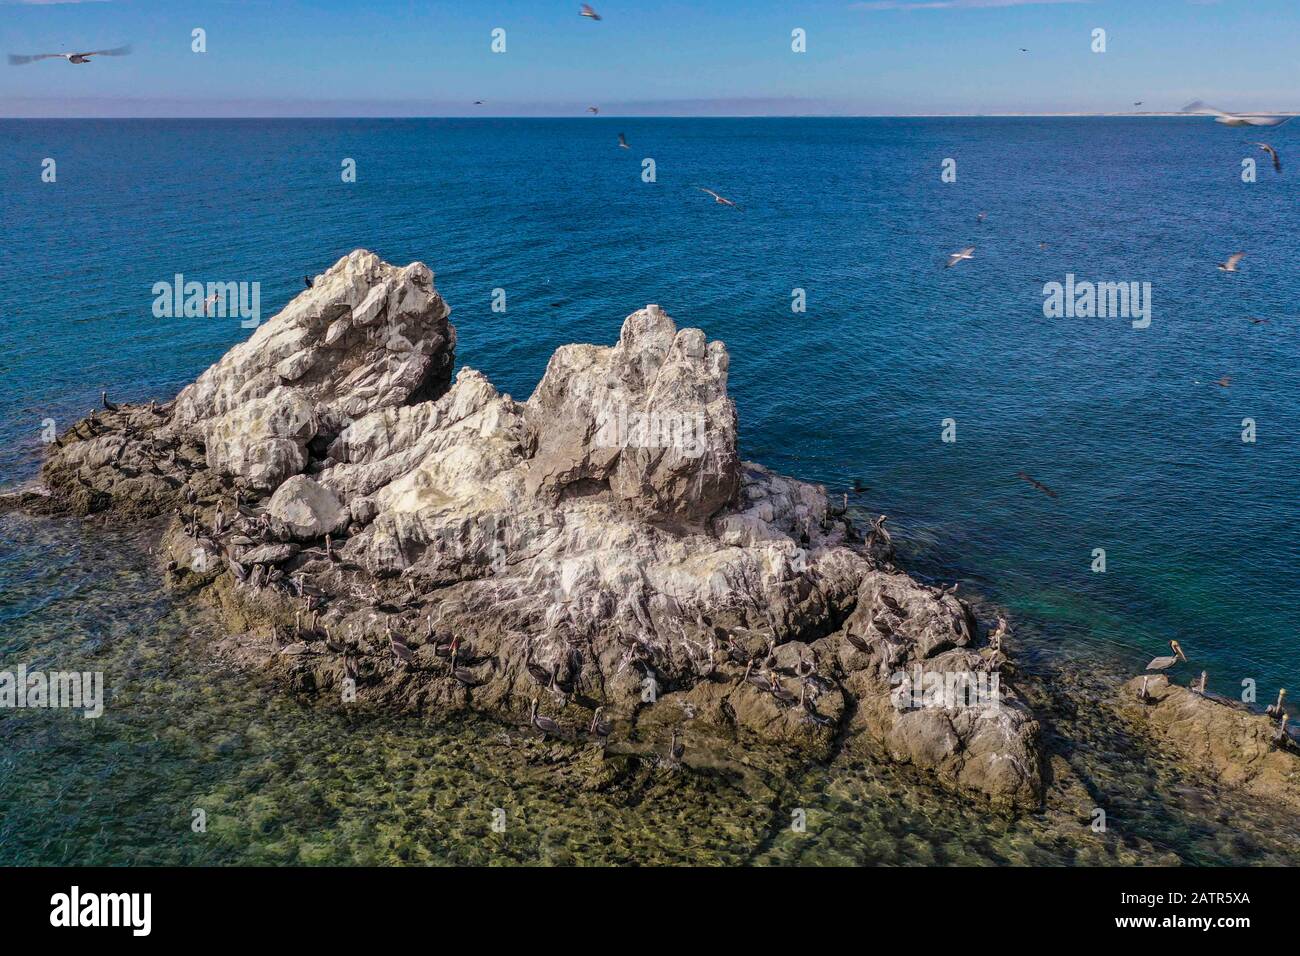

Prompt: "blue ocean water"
[1,119,1298,863]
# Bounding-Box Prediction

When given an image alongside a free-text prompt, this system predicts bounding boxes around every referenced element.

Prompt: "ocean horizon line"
[5,112,1293,121]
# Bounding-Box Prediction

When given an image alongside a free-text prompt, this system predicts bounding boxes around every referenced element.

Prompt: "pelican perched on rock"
[744,660,772,693]
[1273,712,1291,749]
[666,729,684,765]
[390,632,415,664]
[1183,100,1294,128]
[770,677,797,706]
[1266,688,1287,717]
[1146,640,1186,671]
[589,706,611,739]
[530,698,561,737]
[9,45,131,66]
[100,390,118,412]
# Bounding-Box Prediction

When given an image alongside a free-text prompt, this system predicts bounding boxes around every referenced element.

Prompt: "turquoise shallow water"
[1,118,1297,863]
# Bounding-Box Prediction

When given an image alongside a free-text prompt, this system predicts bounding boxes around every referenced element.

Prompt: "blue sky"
[3,0,1298,116]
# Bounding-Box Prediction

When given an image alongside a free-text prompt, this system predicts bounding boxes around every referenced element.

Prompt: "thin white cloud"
[853,0,1085,10]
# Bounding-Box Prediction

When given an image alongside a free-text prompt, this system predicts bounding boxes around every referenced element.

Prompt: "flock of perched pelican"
[1137,639,1292,750]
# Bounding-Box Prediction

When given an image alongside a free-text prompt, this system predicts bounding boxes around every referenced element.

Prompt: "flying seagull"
[1146,640,1187,671]
[1250,142,1282,173]
[580,4,602,21]
[695,187,742,210]
[1134,101,1143,107]
[1182,100,1294,128]
[945,246,975,268]
[1217,251,1245,272]
[618,132,630,149]
[1016,471,1058,498]
[587,106,600,115]
[9,45,131,65]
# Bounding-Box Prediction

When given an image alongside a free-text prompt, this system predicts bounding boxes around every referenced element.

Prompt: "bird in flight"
[9,44,131,65]
[1217,251,1245,273]
[1016,472,1058,498]
[1250,142,1282,173]
[1019,48,1029,53]
[976,211,988,224]
[587,106,600,115]
[1134,101,1143,107]
[945,246,975,268]
[694,187,742,210]
[618,132,630,149]
[1182,100,1294,128]
[580,4,602,21]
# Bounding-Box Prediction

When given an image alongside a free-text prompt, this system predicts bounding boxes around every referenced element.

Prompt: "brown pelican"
[530,698,561,737]
[580,4,602,21]
[1273,712,1290,749]
[1138,675,1151,702]
[617,132,630,149]
[1266,688,1287,717]
[1016,471,1058,498]
[770,677,797,706]
[1146,640,1186,671]
[694,187,742,210]
[1183,100,1294,128]
[1250,142,1282,173]
[1193,670,1208,695]
[589,707,611,739]
[945,246,975,269]
[744,660,772,693]
[451,664,483,686]
[8,45,131,66]
[667,729,684,764]
[101,390,118,412]
[1217,252,1245,273]
[304,275,314,289]
[390,632,415,665]
[526,655,553,688]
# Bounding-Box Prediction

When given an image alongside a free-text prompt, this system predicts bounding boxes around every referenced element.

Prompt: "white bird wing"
[81,45,132,57]
[1225,252,1246,269]
[8,53,66,65]
[1182,99,1233,120]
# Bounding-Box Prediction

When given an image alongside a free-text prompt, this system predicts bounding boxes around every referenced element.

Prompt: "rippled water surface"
[1,119,1298,864]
